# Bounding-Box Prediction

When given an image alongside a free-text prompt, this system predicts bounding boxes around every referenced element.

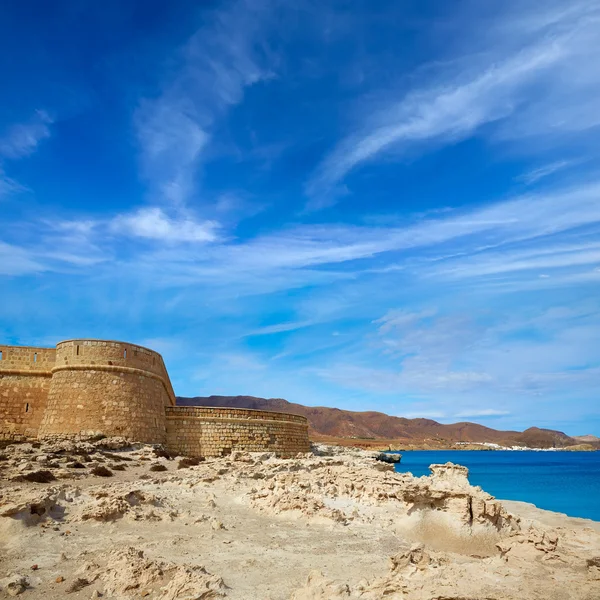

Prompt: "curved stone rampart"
[166,406,310,458]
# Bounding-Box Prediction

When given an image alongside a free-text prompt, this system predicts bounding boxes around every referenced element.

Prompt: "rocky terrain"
[178,396,593,449]
[0,438,599,599]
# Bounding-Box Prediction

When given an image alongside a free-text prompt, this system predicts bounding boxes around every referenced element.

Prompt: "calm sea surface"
[391,450,600,522]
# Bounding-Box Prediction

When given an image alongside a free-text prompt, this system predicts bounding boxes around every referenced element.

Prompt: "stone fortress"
[0,339,310,457]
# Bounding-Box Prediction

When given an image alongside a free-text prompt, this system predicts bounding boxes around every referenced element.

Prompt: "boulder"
[375,452,401,464]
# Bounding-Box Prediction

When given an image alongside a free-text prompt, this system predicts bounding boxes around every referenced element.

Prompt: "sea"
[390,450,600,522]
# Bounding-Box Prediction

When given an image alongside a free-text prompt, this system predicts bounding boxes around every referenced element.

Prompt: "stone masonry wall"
[38,340,175,444]
[0,345,56,441]
[1,340,310,457]
[165,406,310,458]
[51,339,174,403]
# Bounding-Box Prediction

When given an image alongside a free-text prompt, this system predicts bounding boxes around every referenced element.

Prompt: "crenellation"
[0,339,309,456]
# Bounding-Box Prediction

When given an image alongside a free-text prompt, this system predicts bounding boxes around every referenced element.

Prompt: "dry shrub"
[90,465,113,477]
[153,447,172,460]
[111,464,126,471]
[149,464,168,472]
[16,470,57,483]
[177,457,203,469]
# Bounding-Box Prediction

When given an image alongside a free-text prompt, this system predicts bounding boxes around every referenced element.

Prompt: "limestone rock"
[2,575,28,596]
[290,570,354,599]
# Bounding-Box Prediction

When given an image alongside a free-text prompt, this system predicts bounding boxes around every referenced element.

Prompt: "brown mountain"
[176,395,578,449]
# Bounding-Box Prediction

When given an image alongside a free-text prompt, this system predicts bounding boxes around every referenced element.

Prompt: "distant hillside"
[177,395,579,449]
[574,434,600,443]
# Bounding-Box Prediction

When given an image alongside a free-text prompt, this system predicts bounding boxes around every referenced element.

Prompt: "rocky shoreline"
[0,439,598,599]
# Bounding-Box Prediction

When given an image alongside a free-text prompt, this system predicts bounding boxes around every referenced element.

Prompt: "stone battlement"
[0,340,309,457]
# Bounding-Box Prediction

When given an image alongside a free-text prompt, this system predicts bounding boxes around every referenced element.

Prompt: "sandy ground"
[0,439,599,599]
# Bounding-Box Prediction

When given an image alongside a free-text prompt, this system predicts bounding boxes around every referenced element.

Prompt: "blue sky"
[1,0,599,435]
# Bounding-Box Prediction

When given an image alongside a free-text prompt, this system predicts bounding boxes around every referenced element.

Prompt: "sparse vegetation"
[15,470,56,483]
[149,464,168,472]
[90,465,113,477]
[153,447,172,460]
[177,457,202,469]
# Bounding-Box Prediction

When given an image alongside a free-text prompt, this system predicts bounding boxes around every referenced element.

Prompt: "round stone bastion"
[38,339,175,444]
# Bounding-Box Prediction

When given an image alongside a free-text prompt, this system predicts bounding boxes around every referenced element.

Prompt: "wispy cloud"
[374,309,436,334]
[306,1,600,207]
[454,409,511,418]
[402,408,510,420]
[244,320,316,337]
[135,101,209,206]
[0,241,44,276]
[0,110,53,160]
[0,170,26,199]
[135,0,274,207]
[111,207,219,243]
[4,177,600,291]
[0,111,53,200]
[431,239,600,280]
[313,301,600,428]
[208,180,600,280]
[403,411,447,420]
[516,159,580,185]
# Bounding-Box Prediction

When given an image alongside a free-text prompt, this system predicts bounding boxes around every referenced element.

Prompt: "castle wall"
[165,406,310,458]
[1,340,311,458]
[38,340,175,443]
[0,345,55,441]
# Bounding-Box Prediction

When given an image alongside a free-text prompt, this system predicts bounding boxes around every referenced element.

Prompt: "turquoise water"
[391,450,600,522]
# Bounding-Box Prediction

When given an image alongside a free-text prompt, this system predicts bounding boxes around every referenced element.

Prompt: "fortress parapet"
[1,339,310,455]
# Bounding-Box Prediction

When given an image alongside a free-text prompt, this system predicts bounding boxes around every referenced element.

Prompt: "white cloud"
[111,207,219,243]
[374,309,436,334]
[454,409,511,418]
[136,101,209,206]
[517,160,580,185]
[0,111,52,200]
[0,170,26,199]
[433,239,600,280]
[0,241,44,275]
[403,411,446,420]
[244,320,316,336]
[135,0,273,206]
[306,1,600,206]
[4,175,600,298]
[215,180,600,277]
[310,300,600,428]
[0,111,52,159]
[5,175,598,298]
